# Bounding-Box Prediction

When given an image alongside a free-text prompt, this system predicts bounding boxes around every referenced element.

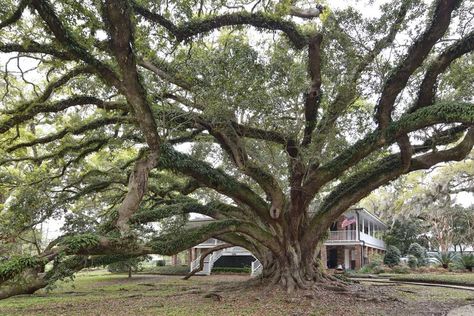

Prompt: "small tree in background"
[407,243,427,266]
[107,256,151,278]
[384,246,401,267]
[407,255,418,269]
[383,219,428,254]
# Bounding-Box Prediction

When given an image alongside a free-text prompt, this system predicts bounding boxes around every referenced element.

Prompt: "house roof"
[351,208,387,228]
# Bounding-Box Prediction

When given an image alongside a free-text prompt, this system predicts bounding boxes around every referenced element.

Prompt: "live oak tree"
[0,0,474,297]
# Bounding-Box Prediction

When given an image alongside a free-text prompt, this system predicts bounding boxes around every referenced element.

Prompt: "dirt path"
[352,277,474,292]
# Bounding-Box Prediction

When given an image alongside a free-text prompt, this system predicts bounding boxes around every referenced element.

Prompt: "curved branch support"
[182,243,232,280]
[115,150,160,234]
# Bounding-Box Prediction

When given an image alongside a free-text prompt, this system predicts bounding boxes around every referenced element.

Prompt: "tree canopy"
[0,0,473,296]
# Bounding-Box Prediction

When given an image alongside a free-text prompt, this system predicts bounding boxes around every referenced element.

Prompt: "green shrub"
[372,265,386,274]
[367,253,384,269]
[392,265,410,274]
[358,265,373,274]
[212,267,250,274]
[384,246,401,267]
[407,243,427,266]
[458,254,474,272]
[156,260,166,267]
[432,252,458,269]
[407,255,418,269]
[141,265,189,275]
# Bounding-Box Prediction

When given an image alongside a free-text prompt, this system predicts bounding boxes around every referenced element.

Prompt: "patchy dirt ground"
[0,272,473,315]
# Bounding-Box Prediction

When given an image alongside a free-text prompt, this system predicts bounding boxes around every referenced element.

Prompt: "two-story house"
[183,208,386,276]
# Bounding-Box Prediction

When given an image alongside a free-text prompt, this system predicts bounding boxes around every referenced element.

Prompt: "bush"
[458,253,474,272]
[372,265,386,274]
[407,243,427,266]
[384,246,401,267]
[367,253,384,269]
[141,265,189,275]
[392,265,410,274]
[432,252,458,269]
[212,267,250,274]
[358,265,373,274]
[407,255,418,269]
[156,260,166,267]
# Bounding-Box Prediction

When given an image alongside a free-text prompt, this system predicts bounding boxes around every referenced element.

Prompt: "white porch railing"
[251,259,262,277]
[360,232,385,248]
[190,249,224,275]
[328,230,357,241]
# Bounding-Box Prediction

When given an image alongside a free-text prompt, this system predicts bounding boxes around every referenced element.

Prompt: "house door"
[327,248,338,269]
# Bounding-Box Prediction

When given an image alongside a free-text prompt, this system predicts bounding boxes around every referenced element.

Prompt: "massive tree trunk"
[260,245,324,291]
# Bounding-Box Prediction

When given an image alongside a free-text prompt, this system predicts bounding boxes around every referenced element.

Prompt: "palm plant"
[459,254,474,272]
[432,252,458,269]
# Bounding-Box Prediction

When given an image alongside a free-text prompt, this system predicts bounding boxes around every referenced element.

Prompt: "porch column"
[354,245,363,269]
[171,254,178,266]
[187,249,192,264]
[344,248,350,269]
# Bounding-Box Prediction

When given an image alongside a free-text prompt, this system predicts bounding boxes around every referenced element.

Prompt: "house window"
[364,220,369,234]
[330,222,338,231]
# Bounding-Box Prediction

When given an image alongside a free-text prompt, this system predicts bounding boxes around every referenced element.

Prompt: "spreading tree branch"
[375,0,461,129]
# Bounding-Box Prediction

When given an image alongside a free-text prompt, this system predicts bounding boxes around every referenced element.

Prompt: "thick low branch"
[0,138,107,167]
[158,144,270,221]
[183,243,232,280]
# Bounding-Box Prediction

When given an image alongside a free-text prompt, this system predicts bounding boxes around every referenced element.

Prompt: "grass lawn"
[0,271,473,315]
[390,273,474,286]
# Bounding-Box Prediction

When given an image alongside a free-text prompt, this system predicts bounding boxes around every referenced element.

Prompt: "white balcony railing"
[328,230,357,241]
[360,232,385,248]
